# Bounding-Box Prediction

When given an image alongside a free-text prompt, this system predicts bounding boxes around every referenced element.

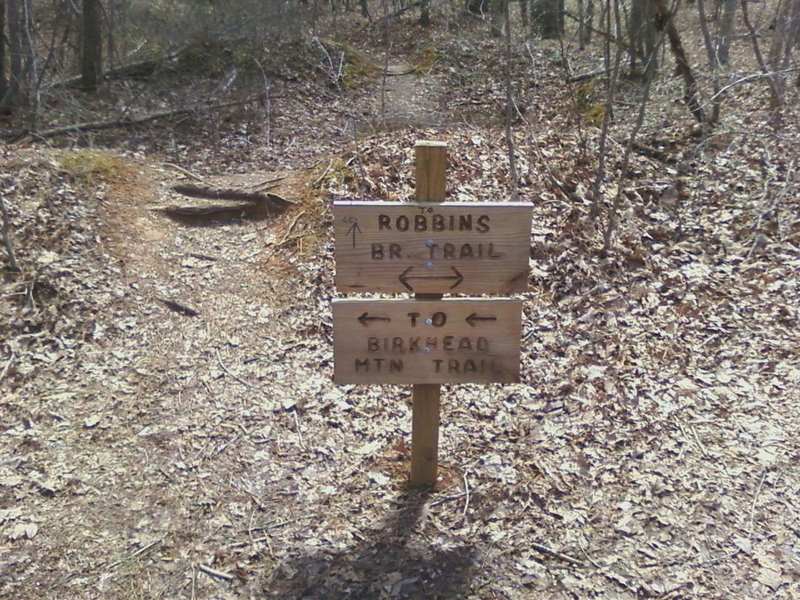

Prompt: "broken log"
[172,184,292,206]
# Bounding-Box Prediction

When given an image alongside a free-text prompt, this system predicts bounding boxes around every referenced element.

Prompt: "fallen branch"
[531,542,585,567]
[198,564,234,582]
[11,95,271,142]
[568,68,607,83]
[48,44,194,89]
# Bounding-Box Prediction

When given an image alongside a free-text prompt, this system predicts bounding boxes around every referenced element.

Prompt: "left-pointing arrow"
[358,312,391,326]
[346,222,362,248]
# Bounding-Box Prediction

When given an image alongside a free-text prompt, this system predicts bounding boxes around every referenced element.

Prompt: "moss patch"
[58,150,129,183]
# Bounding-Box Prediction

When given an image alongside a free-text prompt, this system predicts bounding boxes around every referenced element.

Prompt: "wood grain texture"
[415,140,448,202]
[412,141,446,487]
[334,201,532,294]
[332,299,522,384]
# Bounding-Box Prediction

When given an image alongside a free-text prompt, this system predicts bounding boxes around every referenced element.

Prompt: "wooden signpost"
[332,141,532,487]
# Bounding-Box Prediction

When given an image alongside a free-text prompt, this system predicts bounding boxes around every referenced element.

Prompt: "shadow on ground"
[267,489,477,599]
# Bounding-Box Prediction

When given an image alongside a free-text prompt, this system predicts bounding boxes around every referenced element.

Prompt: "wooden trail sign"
[331,140,531,487]
[333,298,522,385]
[334,202,532,294]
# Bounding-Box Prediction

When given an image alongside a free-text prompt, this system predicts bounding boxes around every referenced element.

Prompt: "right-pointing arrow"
[466,313,497,327]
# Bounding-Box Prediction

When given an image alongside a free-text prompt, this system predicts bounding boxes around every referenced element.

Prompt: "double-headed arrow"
[465,313,497,327]
[398,266,464,292]
[358,312,391,326]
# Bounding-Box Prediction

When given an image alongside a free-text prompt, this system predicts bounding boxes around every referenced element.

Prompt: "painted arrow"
[465,313,497,327]
[346,221,362,248]
[358,312,391,326]
[398,266,464,292]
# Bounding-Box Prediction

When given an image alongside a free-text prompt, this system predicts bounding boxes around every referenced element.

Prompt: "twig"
[747,469,768,538]
[292,409,306,450]
[531,542,585,567]
[198,563,234,582]
[689,425,710,458]
[215,349,258,390]
[312,159,335,188]
[0,353,14,383]
[105,539,163,571]
[162,162,207,184]
[280,210,306,244]
[461,470,471,521]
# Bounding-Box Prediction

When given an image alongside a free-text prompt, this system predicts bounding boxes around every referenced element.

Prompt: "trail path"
[376,62,445,129]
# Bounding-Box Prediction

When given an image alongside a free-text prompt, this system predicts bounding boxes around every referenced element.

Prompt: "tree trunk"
[3,0,22,108]
[420,0,431,24]
[654,0,705,122]
[534,0,564,38]
[768,0,800,101]
[630,0,657,76]
[491,0,505,36]
[582,0,594,45]
[0,0,6,104]
[717,0,736,65]
[81,0,102,91]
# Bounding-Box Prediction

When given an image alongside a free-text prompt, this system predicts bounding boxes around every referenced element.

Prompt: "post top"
[415,140,448,148]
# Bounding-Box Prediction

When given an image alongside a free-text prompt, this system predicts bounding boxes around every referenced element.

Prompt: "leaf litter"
[1,9,799,600]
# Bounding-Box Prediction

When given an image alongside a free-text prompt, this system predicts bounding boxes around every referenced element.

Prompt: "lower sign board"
[333,298,522,385]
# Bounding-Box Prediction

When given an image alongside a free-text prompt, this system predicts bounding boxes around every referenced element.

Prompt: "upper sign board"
[333,298,522,385]
[334,201,532,295]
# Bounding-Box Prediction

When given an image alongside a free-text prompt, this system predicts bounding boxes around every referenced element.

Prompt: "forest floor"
[2,8,800,600]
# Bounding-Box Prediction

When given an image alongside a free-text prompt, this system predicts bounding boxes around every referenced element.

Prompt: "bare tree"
[2,0,23,108]
[717,0,736,65]
[768,0,800,103]
[0,0,6,105]
[503,0,519,200]
[697,0,721,122]
[533,0,564,38]
[741,0,784,106]
[654,0,705,122]
[81,0,102,91]
[630,0,657,77]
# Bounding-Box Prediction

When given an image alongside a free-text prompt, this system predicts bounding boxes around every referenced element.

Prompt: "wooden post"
[410,140,447,487]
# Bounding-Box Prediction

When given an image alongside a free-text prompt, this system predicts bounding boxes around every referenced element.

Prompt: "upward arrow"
[346,222,362,248]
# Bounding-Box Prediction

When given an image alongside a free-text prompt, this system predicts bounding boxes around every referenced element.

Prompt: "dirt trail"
[378,62,445,129]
